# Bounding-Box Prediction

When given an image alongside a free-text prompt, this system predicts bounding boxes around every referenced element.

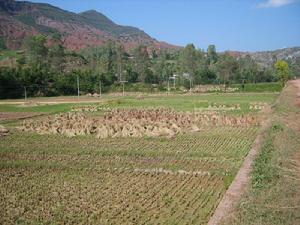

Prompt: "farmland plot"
[0,94,274,224]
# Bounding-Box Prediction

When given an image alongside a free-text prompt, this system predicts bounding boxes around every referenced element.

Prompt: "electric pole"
[24,87,27,101]
[167,79,170,95]
[99,80,102,98]
[120,81,127,96]
[77,74,80,100]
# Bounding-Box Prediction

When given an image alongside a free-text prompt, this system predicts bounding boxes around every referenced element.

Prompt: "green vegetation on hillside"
[16,14,58,34]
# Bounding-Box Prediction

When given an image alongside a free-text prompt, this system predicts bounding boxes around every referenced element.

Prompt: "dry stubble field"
[0,93,277,224]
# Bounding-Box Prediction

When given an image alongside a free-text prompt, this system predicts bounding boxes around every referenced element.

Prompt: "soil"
[291,79,300,106]
[0,112,44,122]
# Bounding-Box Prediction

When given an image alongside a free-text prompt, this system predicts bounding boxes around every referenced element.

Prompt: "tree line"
[0,34,293,99]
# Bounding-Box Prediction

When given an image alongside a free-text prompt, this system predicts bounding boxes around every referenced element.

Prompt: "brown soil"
[291,79,300,106]
[0,112,44,122]
[0,99,103,105]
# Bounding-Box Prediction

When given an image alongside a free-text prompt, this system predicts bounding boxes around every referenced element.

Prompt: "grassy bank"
[223,82,300,225]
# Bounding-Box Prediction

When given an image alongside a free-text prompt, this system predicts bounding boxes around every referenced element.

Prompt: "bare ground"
[0,112,44,122]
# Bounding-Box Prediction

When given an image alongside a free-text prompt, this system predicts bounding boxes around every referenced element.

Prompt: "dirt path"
[291,79,300,106]
[0,99,103,105]
[0,112,45,122]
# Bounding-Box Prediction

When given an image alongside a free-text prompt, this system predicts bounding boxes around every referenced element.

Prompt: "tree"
[287,56,300,78]
[238,55,259,83]
[49,33,65,73]
[216,53,238,91]
[152,51,172,84]
[116,44,127,82]
[98,41,117,85]
[24,35,48,66]
[207,45,218,65]
[179,44,198,79]
[0,67,23,99]
[274,60,289,87]
[133,45,150,82]
[0,37,7,50]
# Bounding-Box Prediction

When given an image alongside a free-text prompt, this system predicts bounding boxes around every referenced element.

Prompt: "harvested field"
[0,93,276,224]
[20,109,259,138]
[0,126,258,224]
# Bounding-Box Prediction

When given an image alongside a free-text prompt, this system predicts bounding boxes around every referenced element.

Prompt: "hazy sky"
[26,0,300,52]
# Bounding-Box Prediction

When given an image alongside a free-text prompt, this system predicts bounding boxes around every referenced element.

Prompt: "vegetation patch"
[251,123,281,189]
[222,82,300,225]
[231,82,282,93]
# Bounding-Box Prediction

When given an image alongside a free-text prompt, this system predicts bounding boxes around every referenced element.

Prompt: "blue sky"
[27,0,300,52]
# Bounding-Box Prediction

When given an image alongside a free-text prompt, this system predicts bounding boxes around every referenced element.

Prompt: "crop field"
[0,92,276,114]
[0,93,277,224]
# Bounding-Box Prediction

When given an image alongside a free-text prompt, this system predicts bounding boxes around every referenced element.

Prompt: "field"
[0,93,278,224]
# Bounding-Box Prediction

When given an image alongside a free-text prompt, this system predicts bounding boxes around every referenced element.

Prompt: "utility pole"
[173,76,176,89]
[120,81,127,96]
[77,74,80,100]
[99,80,102,98]
[167,79,170,95]
[24,86,27,101]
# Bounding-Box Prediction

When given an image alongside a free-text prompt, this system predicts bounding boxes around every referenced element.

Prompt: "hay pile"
[208,103,241,110]
[71,105,98,112]
[20,109,259,139]
[192,85,239,93]
[71,105,111,112]
[249,102,268,110]
[86,93,100,97]
[0,125,9,137]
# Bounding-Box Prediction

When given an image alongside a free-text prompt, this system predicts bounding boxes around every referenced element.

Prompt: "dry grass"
[0,125,9,137]
[20,109,260,139]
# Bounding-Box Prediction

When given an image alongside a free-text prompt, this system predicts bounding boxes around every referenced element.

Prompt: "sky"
[26,0,300,52]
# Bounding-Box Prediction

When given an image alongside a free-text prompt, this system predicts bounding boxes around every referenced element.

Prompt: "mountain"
[0,0,178,51]
[246,47,300,68]
[226,47,300,68]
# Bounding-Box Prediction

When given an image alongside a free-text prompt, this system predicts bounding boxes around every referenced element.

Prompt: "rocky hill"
[248,47,300,68]
[227,47,300,68]
[0,0,178,51]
